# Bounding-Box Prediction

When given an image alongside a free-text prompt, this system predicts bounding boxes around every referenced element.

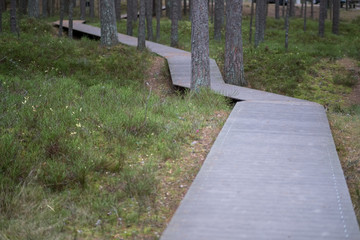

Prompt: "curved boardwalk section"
[54,21,360,239]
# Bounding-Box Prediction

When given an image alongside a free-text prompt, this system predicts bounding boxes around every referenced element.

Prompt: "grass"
[0,14,231,239]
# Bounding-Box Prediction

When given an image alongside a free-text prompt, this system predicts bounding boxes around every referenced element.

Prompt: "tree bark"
[145,0,153,40]
[127,0,133,35]
[90,0,95,18]
[80,0,86,20]
[255,0,266,47]
[285,0,290,50]
[19,0,28,14]
[311,0,313,18]
[304,0,307,31]
[249,0,254,43]
[300,0,304,17]
[210,0,214,23]
[290,0,295,17]
[133,0,138,24]
[191,0,210,91]
[225,0,246,86]
[184,0,187,15]
[42,0,48,17]
[100,0,118,46]
[138,0,146,50]
[214,0,224,41]
[282,0,285,17]
[68,0,73,39]
[319,0,326,37]
[166,0,170,17]
[171,0,180,47]
[10,0,17,34]
[0,3,2,33]
[332,0,339,34]
[28,0,40,18]
[275,0,279,19]
[156,0,161,41]
[115,0,121,21]
[59,0,64,36]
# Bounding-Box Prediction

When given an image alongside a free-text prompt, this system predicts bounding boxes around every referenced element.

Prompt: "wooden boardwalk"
[53,21,360,239]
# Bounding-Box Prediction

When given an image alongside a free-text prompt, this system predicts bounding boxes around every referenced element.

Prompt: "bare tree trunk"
[300,0,304,17]
[184,0,187,15]
[166,0,170,17]
[225,0,246,86]
[319,0,326,37]
[332,0,339,34]
[90,0,94,18]
[311,0,313,18]
[285,0,290,50]
[10,0,18,34]
[191,0,210,91]
[68,0,73,39]
[127,0,133,35]
[210,0,214,23]
[138,0,146,50]
[100,0,118,46]
[214,0,224,41]
[19,0,28,14]
[42,0,48,17]
[275,0,280,19]
[249,0,254,43]
[304,0,307,31]
[156,0,160,41]
[282,0,285,17]
[145,0,153,40]
[115,0,121,21]
[133,0,138,24]
[80,0,85,19]
[255,0,266,47]
[28,0,40,18]
[290,0,295,17]
[59,0,64,36]
[0,3,2,33]
[171,0,180,47]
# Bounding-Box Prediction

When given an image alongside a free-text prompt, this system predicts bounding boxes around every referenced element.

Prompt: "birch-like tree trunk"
[191,0,210,91]
[145,0,153,40]
[100,0,118,46]
[332,0,339,34]
[138,0,146,50]
[225,0,246,86]
[28,0,39,18]
[214,0,224,41]
[319,0,326,37]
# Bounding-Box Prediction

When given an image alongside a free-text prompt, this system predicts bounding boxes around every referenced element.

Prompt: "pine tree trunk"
[42,0,48,17]
[282,0,285,17]
[90,0,95,18]
[332,0,339,34]
[285,0,290,50]
[210,0,214,23]
[80,0,86,20]
[115,0,121,21]
[19,0,28,14]
[171,0,179,47]
[166,0,170,17]
[100,0,118,46]
[0,3,2,33]
[290,0,295,17]
[191,0,210,91]
[28,0,39,18]
[249,0,254,43]
[225,0,246,86]
[311,0,313,18]
[145,0,153,40]
[184,0,187,15]
[156,0,160,41]
[304,0,307,31]
[275,0,280,19]
[300,1,304,17]
[127,0,133,35]
[68,0,73,39]
[133,0,138,24]
[319,0,326,37]
[255,0,266,47]
[59,0,64,36]
[138,0,146,50]
[214,0,224,41]
[10,0,17,34]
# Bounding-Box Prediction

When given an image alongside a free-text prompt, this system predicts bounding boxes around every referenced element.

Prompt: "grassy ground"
[90,10,360,222]
[0,15,231,239]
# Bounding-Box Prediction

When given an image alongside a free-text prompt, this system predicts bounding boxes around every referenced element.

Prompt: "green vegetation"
[0,15,230,239]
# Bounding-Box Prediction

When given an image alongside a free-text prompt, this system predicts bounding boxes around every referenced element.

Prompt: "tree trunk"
[166,0,170,17]
[127,0,133,35]
[225,0,246,86]
[0,3,2,33]
[184,0,187,15]
[100,0,118,46]
[80,0,86,20]
[115,0,121,21]
[171,0,180,47]
[214,0,224,41]
[290,0,295,17]
[156,0,160,41]
[282,0,285,17]
[90,0,95,18]
[133,0,138,24]
[59,0,64,36]
[191,0,210,91]
[332,0,339,34]
[311,0,313,18]
[319,0,326,37]
[28,0,39,18]
[10,0,17,34]
[145,0,153,40]
[19,0,28,14]
[249,0,254,43]
[138,0,146,50]
[255,0,266,47]
[300,0,303,17]
[275,0,279,19]
[304,0,307,31]
[285,0,290,50]
[68,0,73,39]
[42,0,48,17]
[210,0,214,23]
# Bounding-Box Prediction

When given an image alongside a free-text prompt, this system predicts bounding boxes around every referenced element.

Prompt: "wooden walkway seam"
[53,21,360,239]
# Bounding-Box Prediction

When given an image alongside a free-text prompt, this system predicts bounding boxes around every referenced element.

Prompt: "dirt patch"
[337,57,360,104]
